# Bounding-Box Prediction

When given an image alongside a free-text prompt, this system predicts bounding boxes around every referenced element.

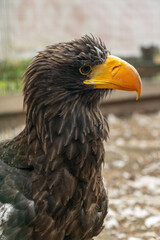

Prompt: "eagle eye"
[79,66,92,75]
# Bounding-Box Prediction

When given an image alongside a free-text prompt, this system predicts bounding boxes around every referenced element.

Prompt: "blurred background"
[0,0,160,239]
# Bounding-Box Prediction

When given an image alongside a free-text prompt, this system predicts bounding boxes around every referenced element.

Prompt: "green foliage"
[0,60,30,95]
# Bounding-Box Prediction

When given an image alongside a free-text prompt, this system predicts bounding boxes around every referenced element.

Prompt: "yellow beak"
[83,55,142,100]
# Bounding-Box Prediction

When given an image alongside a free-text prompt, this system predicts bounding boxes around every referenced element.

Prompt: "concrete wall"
[0,0,160,60]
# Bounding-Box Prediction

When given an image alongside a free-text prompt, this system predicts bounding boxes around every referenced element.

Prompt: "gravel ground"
[0,112,160,240]
[96,112,160,240]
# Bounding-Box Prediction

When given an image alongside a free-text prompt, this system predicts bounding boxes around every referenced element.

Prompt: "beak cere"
[83,55,142,100]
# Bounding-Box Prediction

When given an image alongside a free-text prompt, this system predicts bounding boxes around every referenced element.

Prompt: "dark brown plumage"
[0,35,109,240]
[0,35,141,240]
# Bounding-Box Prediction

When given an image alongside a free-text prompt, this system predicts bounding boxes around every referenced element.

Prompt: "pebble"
[145,216,160,228]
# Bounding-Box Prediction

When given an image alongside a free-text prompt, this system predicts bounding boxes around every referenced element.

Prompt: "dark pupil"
[81,66,90,74]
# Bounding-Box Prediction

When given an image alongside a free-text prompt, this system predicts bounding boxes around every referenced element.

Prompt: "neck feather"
[24,90,109,176]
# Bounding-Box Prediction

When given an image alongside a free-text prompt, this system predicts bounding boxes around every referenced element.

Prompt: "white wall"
[0,0,160,60]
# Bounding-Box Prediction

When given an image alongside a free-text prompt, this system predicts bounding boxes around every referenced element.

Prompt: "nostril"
[112,65,121,76]
[112,65,119,71]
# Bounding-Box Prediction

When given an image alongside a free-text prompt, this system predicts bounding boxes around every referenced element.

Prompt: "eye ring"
[79,65,92,75]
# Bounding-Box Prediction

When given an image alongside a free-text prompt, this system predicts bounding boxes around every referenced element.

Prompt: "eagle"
[0,35,141,240]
